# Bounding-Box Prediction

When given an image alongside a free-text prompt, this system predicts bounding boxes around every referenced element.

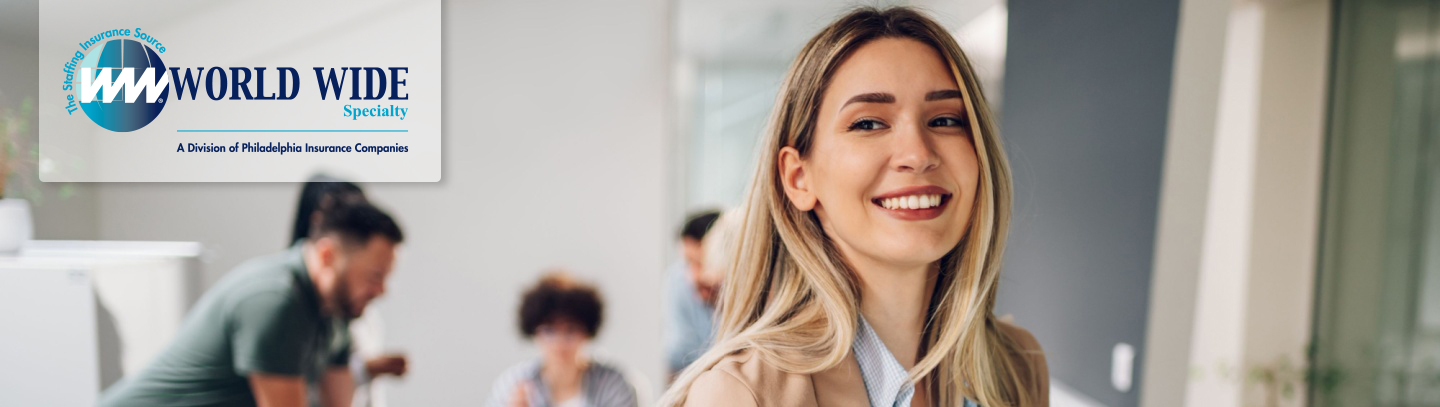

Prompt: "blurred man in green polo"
[99,201,404,407]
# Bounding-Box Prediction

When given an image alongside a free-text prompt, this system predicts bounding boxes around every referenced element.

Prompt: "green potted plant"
[0,97,36,253]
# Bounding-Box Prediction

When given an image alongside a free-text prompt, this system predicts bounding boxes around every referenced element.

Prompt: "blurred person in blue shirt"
[665,210,725,380]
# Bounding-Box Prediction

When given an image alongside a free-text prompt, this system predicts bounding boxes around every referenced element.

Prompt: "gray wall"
[996,0,1180,406]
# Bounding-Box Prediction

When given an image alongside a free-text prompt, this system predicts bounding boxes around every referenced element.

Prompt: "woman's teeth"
[879,194,943,210]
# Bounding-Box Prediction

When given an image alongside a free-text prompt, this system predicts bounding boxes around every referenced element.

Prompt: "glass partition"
[1312,0,1440,405]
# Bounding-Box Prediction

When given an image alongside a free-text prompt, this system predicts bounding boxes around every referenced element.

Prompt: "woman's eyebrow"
[926,89,964,101]
[839,90,964,111]
[841,92,895,110]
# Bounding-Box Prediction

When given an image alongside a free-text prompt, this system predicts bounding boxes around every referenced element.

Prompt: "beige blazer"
[683,321,1049,407]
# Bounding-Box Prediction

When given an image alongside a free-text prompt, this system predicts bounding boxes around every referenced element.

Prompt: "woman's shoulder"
[687,350,764,399]
[684,349,816,407]
[995,319,1044,353]
[686,352,759,405]
[994,319,1050,403]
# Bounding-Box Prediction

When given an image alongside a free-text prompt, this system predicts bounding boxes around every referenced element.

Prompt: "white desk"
[0,241,204,405]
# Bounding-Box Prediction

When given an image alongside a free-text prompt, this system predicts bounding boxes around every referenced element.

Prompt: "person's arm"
[485,365,528,407]
[322,321,366,405]
[249,373,307,407]
[320,367,356,407]
[363,355,409,379]
[230,292,312,406]
[507,381,532,407]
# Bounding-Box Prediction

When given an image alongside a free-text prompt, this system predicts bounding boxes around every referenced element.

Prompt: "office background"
[1,0,1435,406]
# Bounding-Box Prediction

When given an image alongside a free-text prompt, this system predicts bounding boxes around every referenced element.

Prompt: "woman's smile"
[870,185,952,221]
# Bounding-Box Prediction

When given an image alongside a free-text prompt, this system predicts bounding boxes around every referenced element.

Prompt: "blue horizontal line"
[177,130,408,133]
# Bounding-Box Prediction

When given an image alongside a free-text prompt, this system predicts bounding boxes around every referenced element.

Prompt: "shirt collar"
[853,315,916,407]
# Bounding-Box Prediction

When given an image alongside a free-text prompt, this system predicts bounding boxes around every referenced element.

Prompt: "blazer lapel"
[811,350,872,407]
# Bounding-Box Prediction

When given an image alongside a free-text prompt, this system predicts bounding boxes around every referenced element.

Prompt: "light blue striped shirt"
[486,359,638,407]
[853,316,979,407]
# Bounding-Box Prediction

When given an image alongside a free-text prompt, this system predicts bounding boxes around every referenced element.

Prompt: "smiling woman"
[660,6,1047,407]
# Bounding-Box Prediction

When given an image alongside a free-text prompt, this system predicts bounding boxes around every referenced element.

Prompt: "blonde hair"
[660,6,1034,407]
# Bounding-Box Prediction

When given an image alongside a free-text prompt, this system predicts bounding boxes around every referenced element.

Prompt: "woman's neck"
[854,258,937,369]
[542,353,587,380]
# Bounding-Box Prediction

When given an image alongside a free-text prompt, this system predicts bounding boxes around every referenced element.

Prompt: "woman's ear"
[778,146,818,211]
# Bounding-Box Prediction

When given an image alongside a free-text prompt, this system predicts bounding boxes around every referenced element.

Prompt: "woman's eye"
[848,118,888,131]
[929,116,969,128]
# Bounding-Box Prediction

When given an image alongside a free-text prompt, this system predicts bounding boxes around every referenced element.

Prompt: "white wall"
[1184,2,1330,407]
[1183,4,1262,405]
[1236,2,1329,405]
[1146,0,1331,406]
[89,0,673,405]
[1141,0,1232,403]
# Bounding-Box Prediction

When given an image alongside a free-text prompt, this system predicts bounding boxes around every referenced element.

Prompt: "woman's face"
[536,319,589,363]
[780,37,979,272]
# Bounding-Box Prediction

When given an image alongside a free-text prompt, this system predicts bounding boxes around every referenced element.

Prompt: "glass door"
[1312,0,1440,405]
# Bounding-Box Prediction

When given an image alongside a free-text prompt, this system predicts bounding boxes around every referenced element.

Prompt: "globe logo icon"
[77,38,168,132]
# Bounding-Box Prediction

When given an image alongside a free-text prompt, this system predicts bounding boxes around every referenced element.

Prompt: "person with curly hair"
[488,273,639,407]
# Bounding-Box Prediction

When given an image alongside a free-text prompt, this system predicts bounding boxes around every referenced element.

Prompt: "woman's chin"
[878,231,959,257]
[874,243,954,269]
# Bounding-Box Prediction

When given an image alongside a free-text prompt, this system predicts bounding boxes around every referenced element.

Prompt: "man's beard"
[332,278,362,319]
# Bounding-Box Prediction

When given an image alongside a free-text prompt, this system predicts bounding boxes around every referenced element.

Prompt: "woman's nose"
[892,124,940,173]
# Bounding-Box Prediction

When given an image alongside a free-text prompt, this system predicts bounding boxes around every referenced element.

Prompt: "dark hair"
[310,200,405,247]
[679,210,722,241]
[291,173,367,246]
[518,273,604,338]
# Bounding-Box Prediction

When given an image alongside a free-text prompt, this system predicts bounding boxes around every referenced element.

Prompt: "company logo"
[60,28,411,133]
[76,38,169,132]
